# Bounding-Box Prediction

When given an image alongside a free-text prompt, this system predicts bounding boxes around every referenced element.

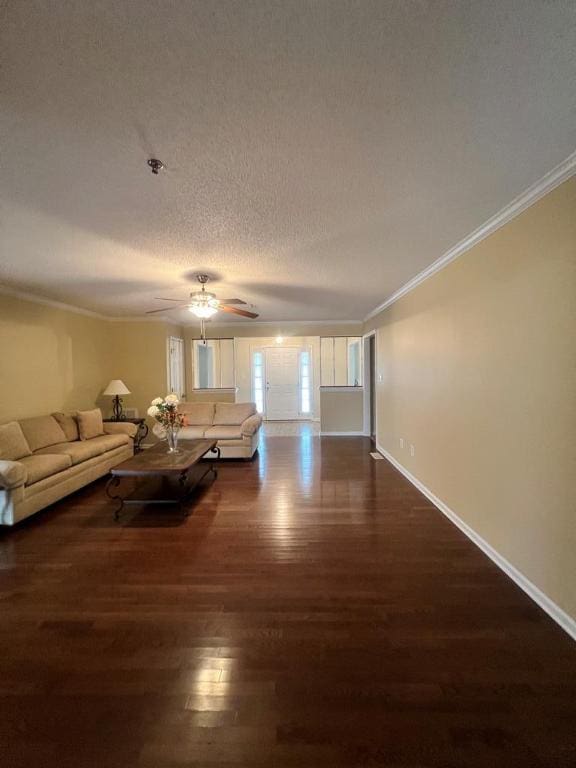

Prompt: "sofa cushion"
[0,421,32,461]
[213,402,256,426]
[178,426,206,439]
[77,409,104,441]
[178,402,215,426]
[204,425,243,440]
[35,434,129,464]
[19,453,72,486]
[35,440,105,465]
[88,434,131,452]
[18,416,67,452]
[52,412,80,442]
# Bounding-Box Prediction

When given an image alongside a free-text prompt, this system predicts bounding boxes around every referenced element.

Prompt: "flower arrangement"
[147,395,184,452]
[147,394,183,425]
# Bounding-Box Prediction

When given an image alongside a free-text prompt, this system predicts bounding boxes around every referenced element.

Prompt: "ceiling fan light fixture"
[146,275,258,320]
[188,288,220,318]
[188,303,218,318]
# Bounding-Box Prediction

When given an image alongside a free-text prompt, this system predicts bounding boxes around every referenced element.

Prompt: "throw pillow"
[52,412,80,442]
[18,416,67,451]
[77,408,105,441]
[177,403,215,426]
[0,421,32,461]
[213,402,256,426]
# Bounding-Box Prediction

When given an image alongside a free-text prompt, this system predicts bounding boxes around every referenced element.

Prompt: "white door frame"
[362,330,377,438]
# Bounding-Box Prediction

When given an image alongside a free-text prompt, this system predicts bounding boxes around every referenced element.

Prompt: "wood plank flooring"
[1,436,575,767]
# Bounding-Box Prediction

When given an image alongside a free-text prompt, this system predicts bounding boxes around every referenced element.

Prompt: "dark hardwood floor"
[1,436,575,767]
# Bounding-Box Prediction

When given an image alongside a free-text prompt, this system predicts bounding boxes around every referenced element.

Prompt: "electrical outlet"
[410,444,415,457]
[399,438,404,449]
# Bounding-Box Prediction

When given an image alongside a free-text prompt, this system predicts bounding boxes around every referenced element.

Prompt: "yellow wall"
[320,388,364,433]
[0,295,359,430]
[0,294,184,430]
[367,177,576,620]
[0,294,111,422]
[107,321,184,425]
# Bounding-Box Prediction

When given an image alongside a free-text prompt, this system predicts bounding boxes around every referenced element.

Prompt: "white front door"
[264,347,300,420]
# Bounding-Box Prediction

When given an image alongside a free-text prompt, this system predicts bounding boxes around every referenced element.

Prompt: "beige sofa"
[177,402,262,459]
[0,412,136,526]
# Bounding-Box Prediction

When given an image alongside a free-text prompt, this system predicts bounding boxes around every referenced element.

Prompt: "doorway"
[369,334,376,439]
[363,331,377,441]
[264,347,300,420]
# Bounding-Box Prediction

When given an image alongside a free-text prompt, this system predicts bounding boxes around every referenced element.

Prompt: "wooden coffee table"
[106,439,219,519]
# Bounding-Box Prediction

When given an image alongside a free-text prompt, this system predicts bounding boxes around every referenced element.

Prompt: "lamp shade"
[103,379,131,396]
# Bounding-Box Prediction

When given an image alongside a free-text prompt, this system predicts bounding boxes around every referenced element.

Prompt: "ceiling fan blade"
[220,298,247,305]
[145,306,175,314]
[219,305,259,319]
[153,297,188,302]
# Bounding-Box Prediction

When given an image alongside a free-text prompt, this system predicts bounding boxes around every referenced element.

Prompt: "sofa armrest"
[103,422,137,439]
[241,413,262,437]
[0,460,27,490]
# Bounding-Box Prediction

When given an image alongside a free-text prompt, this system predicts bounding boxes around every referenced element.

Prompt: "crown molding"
[0,285,181,324]
[127,318,363,327]
[0,284,362,326]
[0,284,109,320]
[205,319,362,328]
[7,148,574,328]
[107,315,177,324]
[364,149,576,322]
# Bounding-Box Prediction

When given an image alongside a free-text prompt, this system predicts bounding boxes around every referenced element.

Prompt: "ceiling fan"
[146,274,258,339]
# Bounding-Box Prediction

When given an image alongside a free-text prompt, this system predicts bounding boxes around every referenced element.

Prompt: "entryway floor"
[260,419,319,436]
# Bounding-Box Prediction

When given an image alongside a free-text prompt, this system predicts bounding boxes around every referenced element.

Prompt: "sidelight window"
[253,351,264,413]
[300,350,311,415]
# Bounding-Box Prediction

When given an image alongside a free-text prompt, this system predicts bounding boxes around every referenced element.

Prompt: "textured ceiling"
[1,0,575,323]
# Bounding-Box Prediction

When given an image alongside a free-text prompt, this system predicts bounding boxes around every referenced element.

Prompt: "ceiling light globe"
[189,304,218,318]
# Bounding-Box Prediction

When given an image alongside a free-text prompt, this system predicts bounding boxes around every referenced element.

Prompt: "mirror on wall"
[192,338,235,389]
[320,336,362,387]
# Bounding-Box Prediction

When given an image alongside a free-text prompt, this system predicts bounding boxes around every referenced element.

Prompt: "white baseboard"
[376,443,576,642]
[320,430,366,437]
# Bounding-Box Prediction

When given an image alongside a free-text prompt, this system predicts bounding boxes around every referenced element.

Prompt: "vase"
[165,425,181,454]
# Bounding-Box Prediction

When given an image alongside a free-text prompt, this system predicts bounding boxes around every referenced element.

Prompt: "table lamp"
[102,380,131,421]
